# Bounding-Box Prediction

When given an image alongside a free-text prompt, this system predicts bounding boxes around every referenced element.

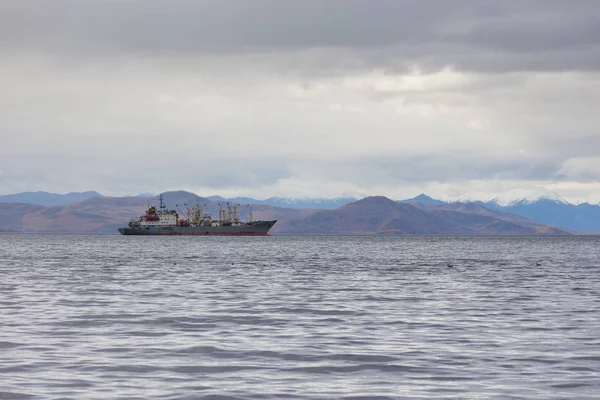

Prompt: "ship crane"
[175,203,192,225]
[217,202,227,223]
[232,204,240,224]
[216,202,243,224]
[236,204,253,223]
[175,201,208,226]
[227,202,233,223]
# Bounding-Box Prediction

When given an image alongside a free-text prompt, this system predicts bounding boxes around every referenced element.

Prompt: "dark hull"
[118,220,276,236]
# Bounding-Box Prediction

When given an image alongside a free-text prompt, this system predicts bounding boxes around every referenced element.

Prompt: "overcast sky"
[2,1,600,202]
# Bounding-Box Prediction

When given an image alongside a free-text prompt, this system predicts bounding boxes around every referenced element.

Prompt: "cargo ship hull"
[118,220,276,236]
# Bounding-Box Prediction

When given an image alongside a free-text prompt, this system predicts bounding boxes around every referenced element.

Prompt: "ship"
[118,194,277,236]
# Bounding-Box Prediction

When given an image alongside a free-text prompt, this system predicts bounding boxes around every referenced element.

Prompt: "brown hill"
[275,196,465,234]
[0,224,15,232]
[20,196,149,233]
[275,196,572,235]
[423,202,570,235]
[0,203,45,230]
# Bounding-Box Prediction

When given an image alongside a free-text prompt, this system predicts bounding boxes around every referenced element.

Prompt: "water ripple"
[1,234,600,399]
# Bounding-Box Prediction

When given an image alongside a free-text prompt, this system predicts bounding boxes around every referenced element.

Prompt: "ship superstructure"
[118,194,276,236]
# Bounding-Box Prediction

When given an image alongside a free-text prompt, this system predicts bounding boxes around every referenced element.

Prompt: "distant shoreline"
[2,232,599,237]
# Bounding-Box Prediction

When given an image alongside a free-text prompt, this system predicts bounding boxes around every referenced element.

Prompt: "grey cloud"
[322,154,564,185]
[531,132,600,165]
[2,1,599,73]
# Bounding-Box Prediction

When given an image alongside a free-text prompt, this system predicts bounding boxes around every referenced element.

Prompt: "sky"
[1,0,600,203]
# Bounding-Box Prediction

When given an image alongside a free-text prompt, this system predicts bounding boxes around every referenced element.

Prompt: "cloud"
[2,1,599,72]
[1,1,600,202]
[557,157,600,182]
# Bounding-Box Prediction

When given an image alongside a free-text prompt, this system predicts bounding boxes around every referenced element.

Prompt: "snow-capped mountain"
[498,195,599,232]
[403,193,600,233]
[508,193,572,207]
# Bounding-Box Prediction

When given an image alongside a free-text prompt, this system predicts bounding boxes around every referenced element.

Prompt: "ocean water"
[1,234,599,399]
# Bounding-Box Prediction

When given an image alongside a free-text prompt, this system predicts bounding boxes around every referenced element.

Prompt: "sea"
[1,234,599,399]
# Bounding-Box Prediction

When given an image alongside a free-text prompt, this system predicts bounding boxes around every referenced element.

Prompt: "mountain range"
[0,190,591,235]
[275,196,568,235]
[473,197,600,233]
[0,191,101,206]
[207,195,357,209]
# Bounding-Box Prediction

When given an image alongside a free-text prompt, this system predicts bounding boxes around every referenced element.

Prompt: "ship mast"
[177,203,192,222]
[218,203,226,222]
[233,204,239,224]
[226,202,233,223]
[194,197,204,223]
[159,194,166,210]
